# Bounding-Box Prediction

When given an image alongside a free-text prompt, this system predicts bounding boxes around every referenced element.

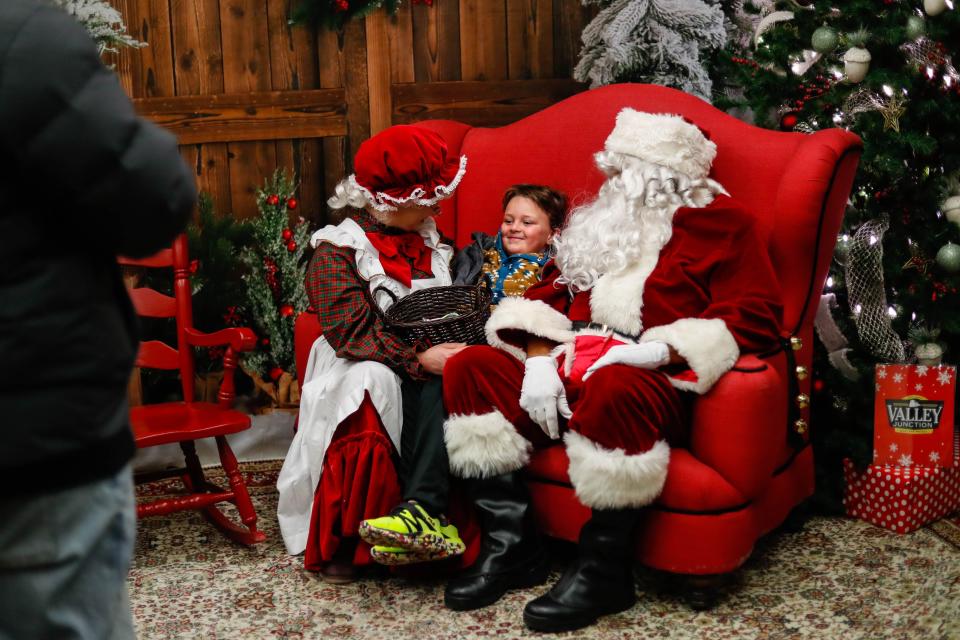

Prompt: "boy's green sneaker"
[369,545,434,566]
[359,501,465,561]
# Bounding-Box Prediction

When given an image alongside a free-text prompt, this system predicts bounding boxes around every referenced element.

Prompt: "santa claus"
[441,109,783,632]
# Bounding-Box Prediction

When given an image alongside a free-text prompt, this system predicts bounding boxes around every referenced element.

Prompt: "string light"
[887,306,897,318]
[854,304,863,315]
[827,276,835,288]
[882,85,894,96]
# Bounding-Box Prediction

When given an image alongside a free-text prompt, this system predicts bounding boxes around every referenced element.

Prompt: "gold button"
[794,418,808,434]
[796,394,810,409]
[790,336,803,351]
[795,365,808,380]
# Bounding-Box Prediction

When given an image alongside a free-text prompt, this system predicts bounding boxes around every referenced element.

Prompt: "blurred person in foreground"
[0,2,196,638]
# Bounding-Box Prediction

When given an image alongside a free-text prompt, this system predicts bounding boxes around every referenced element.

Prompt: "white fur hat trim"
[604,109,717,181]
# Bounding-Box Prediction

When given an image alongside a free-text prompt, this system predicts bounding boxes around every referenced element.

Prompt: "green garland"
[290,0,404,29]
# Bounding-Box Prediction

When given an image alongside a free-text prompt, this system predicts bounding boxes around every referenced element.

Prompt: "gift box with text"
[873,364,956,467]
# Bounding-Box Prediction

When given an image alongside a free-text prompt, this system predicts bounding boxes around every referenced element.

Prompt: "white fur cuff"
[565,432,670,509]
[444,410,532,479]
[640,317,739,394]
[485,297,574,362]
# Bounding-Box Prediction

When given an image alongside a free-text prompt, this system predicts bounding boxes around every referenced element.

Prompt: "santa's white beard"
[554,154,726,293]
[554,187,678,293]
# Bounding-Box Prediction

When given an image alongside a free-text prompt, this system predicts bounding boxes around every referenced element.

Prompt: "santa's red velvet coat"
[442,195,784,510]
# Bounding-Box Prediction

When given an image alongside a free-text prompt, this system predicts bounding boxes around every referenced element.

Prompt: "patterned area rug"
[132,461,960,639]
[929,514,960,550]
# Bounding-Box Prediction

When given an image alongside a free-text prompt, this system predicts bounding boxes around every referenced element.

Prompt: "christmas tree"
[240,170,312,406]
[574,0,728,99]
[718,1,960,508]
[188,194,254,373]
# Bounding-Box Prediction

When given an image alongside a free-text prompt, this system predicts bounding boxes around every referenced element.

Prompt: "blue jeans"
[0,465,136,640]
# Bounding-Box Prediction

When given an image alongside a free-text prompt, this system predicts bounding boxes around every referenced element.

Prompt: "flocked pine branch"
[49,0,145,56]
[575,0,726,100]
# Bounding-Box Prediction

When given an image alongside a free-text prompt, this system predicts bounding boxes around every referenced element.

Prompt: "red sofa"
[295,84,861,603]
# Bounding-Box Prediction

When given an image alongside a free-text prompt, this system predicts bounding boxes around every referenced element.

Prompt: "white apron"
[277,217,453,555]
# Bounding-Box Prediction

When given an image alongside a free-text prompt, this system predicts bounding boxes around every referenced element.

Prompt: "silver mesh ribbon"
[844,219,906,362]
[814,293,860,380]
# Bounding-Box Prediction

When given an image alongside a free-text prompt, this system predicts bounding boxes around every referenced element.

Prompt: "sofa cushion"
[526,443,747,513]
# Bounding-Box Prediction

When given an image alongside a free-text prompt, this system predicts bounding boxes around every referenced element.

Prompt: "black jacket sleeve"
[0,3,195,258]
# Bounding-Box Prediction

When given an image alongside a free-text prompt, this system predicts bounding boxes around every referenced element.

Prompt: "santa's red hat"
[350,125,467,212]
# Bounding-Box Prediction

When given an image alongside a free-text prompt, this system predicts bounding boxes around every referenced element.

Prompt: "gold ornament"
[796,365,809,380]
[790,336,803,351]
[796,394,810,409]
[879,93,907,132]
[903,251,932,274]
[794,418,808,435]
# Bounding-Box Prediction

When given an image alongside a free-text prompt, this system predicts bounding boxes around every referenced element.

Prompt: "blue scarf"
[482,232,551,305]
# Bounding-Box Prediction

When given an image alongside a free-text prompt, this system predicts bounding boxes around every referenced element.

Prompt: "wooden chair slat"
[128,287,177,318]
[136,340,180,370]
[118,248,174,268]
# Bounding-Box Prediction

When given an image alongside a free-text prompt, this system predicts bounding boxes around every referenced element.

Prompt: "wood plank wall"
[115,0,594,223]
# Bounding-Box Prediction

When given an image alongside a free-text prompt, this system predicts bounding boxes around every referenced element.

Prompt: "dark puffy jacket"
[0,1,196,494]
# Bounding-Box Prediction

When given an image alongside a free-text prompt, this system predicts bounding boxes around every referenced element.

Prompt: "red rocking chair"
[120,234,266,545]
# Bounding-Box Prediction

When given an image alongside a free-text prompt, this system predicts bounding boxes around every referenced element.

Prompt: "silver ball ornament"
[905,15,926,40]
[834,234,851,265]
[936,242,960,273]
[812,26,839,53]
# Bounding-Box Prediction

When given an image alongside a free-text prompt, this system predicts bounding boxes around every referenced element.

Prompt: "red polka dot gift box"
[873,364,956,468]
[843,459,960,534]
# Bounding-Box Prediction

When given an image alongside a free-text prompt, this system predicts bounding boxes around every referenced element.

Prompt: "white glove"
[582,341,671,381]
[519,355,572,440]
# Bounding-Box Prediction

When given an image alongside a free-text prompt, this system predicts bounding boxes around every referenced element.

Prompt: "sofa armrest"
[688,353,787,501]
[294,312,322,389]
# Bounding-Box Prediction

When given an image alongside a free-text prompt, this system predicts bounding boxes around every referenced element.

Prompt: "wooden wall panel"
[393,79,585,127]
[507,0,553,80]
[553,0,595,79]
[168,0,230,215]
[316,27,347,226]
[267,0,323,224]
[412,1,460,82]
[219,0,276,219]
[118,0,177,98]
[117,1,594,226]
[460,0,508,81]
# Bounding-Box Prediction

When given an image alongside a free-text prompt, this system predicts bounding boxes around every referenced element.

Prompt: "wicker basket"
[379,285,492,347]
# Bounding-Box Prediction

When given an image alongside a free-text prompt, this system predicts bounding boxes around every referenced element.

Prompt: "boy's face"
[500,196,552,255]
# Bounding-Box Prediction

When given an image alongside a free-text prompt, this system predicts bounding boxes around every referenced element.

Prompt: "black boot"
[523,508,641,633]
[444,471,550,611]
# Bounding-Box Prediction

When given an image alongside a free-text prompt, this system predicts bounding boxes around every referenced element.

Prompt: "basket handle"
[370,285,399,321]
